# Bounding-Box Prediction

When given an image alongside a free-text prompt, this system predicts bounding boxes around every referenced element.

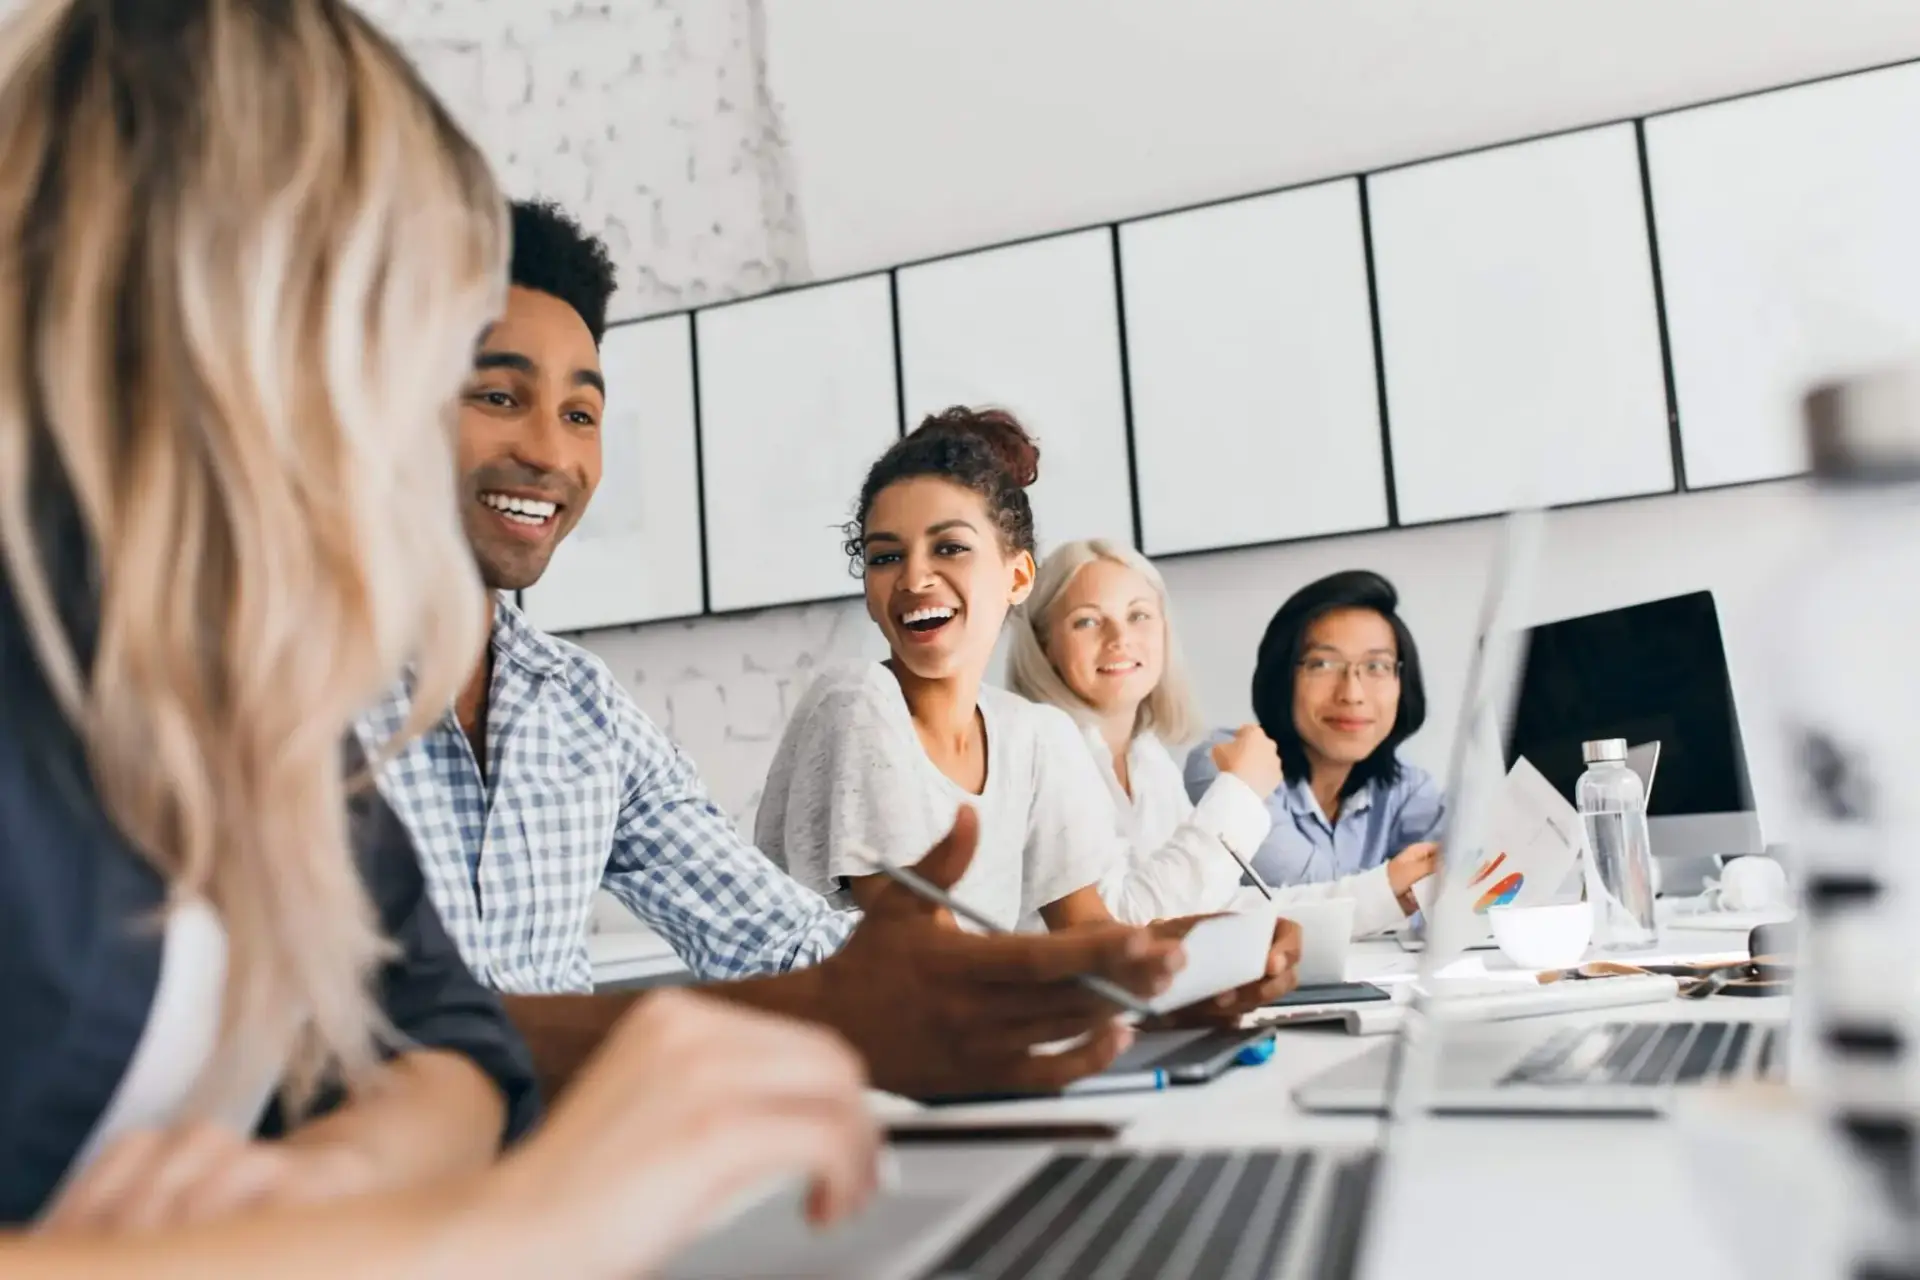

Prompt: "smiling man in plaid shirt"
[360,201,1298,1100]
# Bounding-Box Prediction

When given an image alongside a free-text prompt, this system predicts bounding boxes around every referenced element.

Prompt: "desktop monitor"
[1504,589,1763,864]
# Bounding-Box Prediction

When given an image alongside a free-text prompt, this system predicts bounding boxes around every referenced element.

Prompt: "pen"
[1223,843,1275,902]
[867,853,1158,1018]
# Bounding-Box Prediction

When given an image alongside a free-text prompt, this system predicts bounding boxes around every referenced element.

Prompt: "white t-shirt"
[53,901,280,1211]
[1090,728,1406,937]
[756,663,1119,932]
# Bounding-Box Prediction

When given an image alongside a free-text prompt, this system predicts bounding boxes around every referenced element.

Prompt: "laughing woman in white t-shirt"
[757,409,1122,932]
[757,409,1300,1019]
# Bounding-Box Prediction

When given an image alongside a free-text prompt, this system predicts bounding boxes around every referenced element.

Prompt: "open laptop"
[660,517,1561,1280]
[1293,1010,1787,1116]
[1295,593,1789,1118]
[662,1141,1381,1280]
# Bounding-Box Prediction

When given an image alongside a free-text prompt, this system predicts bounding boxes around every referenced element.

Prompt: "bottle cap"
[1581,738,1628,765]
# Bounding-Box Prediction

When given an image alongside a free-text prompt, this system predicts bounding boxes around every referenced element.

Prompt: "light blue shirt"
[357,598,855,994]
[1183,730,1446,889]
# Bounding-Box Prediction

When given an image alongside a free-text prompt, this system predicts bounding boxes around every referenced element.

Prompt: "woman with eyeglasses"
[1184,571,1443,935]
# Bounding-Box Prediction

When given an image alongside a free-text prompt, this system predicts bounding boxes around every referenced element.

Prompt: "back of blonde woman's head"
[0,0,506,1108]
[1008,538,1199,746]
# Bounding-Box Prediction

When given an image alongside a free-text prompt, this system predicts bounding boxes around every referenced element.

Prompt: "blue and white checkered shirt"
[357,598,856,994]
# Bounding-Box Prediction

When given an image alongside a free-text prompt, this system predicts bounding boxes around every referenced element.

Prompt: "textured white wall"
[359,0,809,319]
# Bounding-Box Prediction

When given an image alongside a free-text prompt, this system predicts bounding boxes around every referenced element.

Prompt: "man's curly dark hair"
[509,199,618,345]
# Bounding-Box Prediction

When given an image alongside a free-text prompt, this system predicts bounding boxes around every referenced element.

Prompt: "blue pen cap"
[1235,1037,1278,1067]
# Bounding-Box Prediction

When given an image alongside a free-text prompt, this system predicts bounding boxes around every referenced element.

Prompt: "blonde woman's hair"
[1008,539,1199,746]
[0,0,506,1110]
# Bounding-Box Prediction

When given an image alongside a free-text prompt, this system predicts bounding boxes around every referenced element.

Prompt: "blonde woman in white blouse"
[1008,541,1417,937]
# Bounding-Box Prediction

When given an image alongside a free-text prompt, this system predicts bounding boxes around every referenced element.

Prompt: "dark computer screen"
[1504,590,1752,817]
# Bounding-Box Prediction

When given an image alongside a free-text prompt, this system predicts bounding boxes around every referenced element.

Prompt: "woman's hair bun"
[908,406,1040,489]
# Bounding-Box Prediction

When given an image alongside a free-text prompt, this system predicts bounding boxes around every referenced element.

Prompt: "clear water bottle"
[1576,738,1658,950]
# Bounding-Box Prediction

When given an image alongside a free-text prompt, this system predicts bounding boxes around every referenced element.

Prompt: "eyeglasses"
[1297,657,1402,685]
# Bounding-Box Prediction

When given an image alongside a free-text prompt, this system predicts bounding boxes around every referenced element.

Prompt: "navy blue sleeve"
[0,624,168,1223]
[345,765,543,1146]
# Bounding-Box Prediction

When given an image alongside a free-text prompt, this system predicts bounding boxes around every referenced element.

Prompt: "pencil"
[867,855,1157,1018]
[1222,844,1275,902]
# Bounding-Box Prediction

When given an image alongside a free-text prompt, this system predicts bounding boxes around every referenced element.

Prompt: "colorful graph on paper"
[1469,851,1522,911]
[1473,872,1523,911]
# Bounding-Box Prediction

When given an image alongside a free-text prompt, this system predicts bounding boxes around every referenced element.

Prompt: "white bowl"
[1486,902,1593,970]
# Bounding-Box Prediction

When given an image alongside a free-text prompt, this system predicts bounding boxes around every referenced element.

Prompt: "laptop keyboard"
[926,1149,1377,1279]
[1498,1020,1781,1088]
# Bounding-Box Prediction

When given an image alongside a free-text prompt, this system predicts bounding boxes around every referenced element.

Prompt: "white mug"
[1708,856,1790,912]
[1267,897,1357,986]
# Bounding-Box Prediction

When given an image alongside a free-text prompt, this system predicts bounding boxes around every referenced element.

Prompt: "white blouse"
[1086,726,1267,923]
[1087,728,1409,938]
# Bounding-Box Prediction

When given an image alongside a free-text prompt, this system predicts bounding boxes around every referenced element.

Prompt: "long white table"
[853,924,1781,1280]
[649,915,1788,1277]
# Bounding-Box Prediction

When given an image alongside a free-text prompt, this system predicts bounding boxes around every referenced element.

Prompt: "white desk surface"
[868,924,1778,1280]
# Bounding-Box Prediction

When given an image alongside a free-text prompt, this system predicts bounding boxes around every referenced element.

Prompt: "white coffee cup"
[1266,897,1357,986]
[1711,856,1790,912]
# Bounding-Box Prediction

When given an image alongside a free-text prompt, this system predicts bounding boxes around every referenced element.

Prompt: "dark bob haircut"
[1250,569,1427,799]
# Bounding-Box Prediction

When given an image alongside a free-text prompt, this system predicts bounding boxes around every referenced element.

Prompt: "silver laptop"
[663,1142,1381,1279]
[1292,1010,1787,1116]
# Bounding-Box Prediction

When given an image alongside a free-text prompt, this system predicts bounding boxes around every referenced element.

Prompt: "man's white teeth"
[481,492,558,523]
[902,606,956,625]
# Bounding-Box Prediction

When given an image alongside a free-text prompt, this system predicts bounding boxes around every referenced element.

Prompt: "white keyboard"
[1423,973,1680,1022]
[1252,973,1680,1037]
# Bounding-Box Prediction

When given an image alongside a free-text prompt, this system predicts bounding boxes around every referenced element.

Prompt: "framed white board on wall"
[1646,61,1920,490]
[1369,122,1675,525]
[521,314,704,632]
[1119,178,1388,557]
[695,275,899,613]
[895,229,1135,554]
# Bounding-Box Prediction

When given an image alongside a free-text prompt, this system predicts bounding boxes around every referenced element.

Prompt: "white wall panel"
[524,315,705,629]
[897,230,1135,553]
[696,276,899,612]
[1370,123,1674,523]
[1120,179,1387,555]
[1648,61,1920,488]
